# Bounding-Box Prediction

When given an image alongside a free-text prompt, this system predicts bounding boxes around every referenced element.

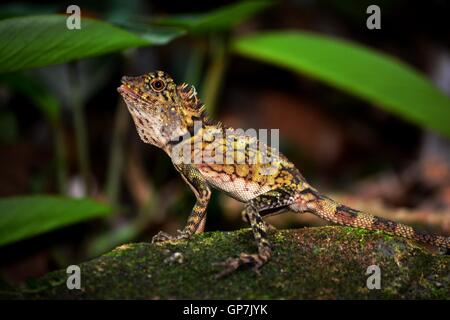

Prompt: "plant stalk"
[201,34,228,116]
[71,72,92,196]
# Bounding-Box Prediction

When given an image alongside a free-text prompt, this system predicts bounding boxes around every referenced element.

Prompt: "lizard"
[118,70,450,277]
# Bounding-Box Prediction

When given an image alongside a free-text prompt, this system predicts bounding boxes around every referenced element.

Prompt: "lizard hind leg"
[215,206,271,278]
[215,187,296,278]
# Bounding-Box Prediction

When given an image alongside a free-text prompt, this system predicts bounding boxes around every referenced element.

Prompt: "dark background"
[0,0,449,285]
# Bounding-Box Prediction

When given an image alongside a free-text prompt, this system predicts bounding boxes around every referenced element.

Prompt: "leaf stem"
[201,34,228,115]
[105,100,129,206]
[71,69,92,196]
[184,40,206,88]
[53,120,68,195]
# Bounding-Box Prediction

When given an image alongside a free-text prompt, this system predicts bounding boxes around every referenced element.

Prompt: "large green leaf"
[111,21,185,45]
[0,15,177,73]
[0,195,111,246]
[154,0,272,33]
[233,31,450,137]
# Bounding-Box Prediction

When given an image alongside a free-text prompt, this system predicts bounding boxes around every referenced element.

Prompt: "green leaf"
[0,195,111,246]
[111,21,185,45]
[154,0,272,33]
[233,31,450,137]
[0,15,160,73]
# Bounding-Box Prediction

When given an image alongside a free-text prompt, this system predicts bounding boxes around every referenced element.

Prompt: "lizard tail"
[294,188,450,249]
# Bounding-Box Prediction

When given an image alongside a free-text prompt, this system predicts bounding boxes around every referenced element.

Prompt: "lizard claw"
[213,257,241,279]
[152,231,173,243]
[213,252,266,279]
[252,263,263,276]
[264,222,277,232]
[152,230,190,243]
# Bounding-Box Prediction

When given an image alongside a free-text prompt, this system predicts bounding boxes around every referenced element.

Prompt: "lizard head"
[118,71,208,151]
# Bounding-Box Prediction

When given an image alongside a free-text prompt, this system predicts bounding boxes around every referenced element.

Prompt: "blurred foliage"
[0,73,60,123]
[0,196,110,246]
[233,31,450,137]
[0,2,58,20]
[0,15,151,73]
[153,0,273,33]
[108,22,185,45]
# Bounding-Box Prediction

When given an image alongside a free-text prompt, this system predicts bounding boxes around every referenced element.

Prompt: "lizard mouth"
[117,84,142,101]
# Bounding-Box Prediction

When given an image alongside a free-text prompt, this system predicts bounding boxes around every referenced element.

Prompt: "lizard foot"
[265,222,277,232]
[241,213,276,232]
[214,252,266,279]
[152,230,190,243]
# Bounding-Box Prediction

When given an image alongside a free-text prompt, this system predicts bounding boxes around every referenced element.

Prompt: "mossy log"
[16,226,450,299]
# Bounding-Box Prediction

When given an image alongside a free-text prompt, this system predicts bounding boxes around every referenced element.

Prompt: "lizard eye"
[150,79,165,92]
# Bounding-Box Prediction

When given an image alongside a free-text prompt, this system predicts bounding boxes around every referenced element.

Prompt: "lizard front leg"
[215,187,295,278]
[152,163,211,243]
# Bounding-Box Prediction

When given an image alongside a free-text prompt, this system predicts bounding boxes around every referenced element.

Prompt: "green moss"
[16,226,450,299]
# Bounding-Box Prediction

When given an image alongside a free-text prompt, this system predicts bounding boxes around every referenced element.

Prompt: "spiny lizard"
[118,70,450,277]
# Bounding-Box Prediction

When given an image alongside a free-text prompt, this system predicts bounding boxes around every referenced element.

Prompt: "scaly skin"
[118,71,450,277]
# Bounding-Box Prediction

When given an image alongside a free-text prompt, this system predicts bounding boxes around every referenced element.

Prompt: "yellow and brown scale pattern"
[174,127,306,202]
[296,187,450,249]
